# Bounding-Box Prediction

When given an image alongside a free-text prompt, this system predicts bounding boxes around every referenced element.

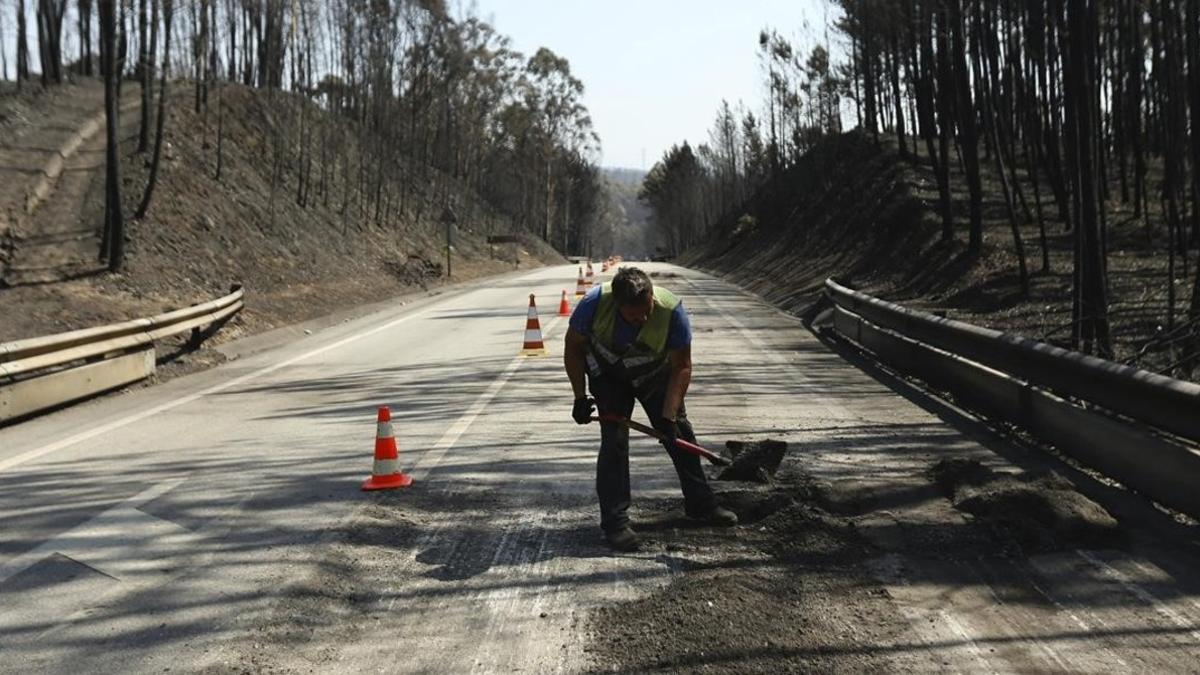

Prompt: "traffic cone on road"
[521,294,548,356]
[601,261,609,273]
[558,289,571,316]
[362,406,413,491]
[574,267,587,298]
[585,261,595,288]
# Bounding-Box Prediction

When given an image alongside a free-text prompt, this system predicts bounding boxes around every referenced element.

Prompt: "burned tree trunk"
[1065,0,1112,356]
[98,0,124,270]
[16,0,30,85]
[948,0,984,254]
[78,0,93,76]
[137,0,151,152]
[136,0,172,219]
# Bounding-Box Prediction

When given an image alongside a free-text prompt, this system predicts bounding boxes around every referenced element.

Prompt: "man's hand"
[660,417,681,448]
[572,397,596,425]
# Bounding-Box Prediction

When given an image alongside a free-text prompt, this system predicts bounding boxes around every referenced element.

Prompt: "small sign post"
[440,206,458,278]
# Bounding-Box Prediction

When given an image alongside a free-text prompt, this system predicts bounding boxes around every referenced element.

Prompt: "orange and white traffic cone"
[521,293,548,356]
[585,261,595,288]
[574,267,587,298]
[601,261,609,273]
[362,406,413,491]
[558,289,571,316]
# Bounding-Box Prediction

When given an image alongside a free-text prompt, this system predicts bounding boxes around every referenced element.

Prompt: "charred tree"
[98,0,124,270]
[948,0,984,254]
[36,0,67,86]
[137,0,151,152]
[16,0,29,85]
[1065,0,1112,356]
[136,0,172,219]
[78,0,93,76]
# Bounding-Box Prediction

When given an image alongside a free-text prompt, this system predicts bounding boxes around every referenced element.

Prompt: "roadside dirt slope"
[0,81,109,282]
[681,131,929,314]
[683,130,1196,377]
[0,80,562,348]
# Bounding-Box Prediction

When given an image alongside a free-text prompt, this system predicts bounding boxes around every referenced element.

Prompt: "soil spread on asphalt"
[583,446,1125,672]
[585,469,917,673]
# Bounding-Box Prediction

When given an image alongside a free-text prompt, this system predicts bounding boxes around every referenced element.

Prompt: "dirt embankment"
[679,131,930,316]
[0,80,562,350]
[682,130,1197,377]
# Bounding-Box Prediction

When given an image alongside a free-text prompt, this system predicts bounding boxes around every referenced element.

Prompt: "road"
[3,263,1200,672]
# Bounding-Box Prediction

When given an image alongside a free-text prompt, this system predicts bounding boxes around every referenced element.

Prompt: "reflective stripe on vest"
[589,282,680,388]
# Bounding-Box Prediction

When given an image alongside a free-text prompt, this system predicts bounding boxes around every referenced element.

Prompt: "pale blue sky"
[470,0,841,170]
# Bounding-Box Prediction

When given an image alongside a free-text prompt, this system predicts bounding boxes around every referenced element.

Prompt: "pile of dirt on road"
[0,81,563,348]
[587,479,913,673]
[584,445,1134,671]
[717,439,789,483]
[929,458,1122,553]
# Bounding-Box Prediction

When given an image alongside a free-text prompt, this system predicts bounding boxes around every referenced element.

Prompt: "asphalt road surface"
[3,263,1200,672]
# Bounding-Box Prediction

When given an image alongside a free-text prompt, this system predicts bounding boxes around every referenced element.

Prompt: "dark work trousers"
[588,372,716,533]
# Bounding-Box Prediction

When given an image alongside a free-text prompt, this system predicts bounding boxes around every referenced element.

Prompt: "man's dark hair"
[611,267,654,306]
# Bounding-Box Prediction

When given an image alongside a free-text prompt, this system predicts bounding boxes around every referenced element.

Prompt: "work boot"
[688,505,739,527]
[604,526,641,552]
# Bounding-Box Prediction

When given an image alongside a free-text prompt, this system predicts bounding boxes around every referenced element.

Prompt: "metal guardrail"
[825,279,1200,443]
[0,285,244,422]
[824,278,1200,520]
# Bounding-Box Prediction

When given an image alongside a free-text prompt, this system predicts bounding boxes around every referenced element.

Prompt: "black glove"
[572,397,595,425]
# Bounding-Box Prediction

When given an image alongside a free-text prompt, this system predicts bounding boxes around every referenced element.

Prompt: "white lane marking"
[869,555,997,672]
[1021,563,1131,669]
[980,581,1072,671]
[937,608,998,674]
[1076,549,1200,642]
[0,307,437,473]
[31,487,258,641]
[468,513,552,675]
[0,478,189,584]
[1130,559,1200,617]
[407,316,564,481]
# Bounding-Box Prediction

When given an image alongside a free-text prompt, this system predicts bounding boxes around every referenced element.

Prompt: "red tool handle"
[674,438,730,466]
[592,415,730,466]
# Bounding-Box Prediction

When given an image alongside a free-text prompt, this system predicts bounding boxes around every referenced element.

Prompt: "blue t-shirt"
[569,286,692,351]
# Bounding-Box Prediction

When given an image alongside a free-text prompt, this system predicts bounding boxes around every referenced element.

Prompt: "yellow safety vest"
[588,282,681,389]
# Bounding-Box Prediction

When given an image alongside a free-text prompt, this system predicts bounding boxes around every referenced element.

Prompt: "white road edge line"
[1076,549,1200,642]
[0,307,438,474]
[1021,563,1131,669]
[0,478,188,584]
[408,316,564,482]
